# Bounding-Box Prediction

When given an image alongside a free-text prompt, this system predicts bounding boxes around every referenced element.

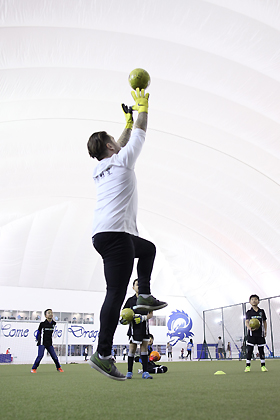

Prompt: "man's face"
[133,280,139,294]
[250,297,259,306]
[46,310,53,320]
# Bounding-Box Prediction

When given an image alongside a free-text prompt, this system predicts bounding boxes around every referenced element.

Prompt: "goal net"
[0,320,68,364]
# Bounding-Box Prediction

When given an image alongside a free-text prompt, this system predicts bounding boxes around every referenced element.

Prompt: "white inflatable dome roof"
[1,0,280,314]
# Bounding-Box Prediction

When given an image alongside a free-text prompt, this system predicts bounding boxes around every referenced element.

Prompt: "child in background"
[186,339,193,360]
[227,342,232,359]
[121,279,153,379]
[136,334,168,374]
[244,294,268,372]
[31,309,63,373]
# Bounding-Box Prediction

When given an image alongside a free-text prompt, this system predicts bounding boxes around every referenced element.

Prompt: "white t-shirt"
[91,128,146,237]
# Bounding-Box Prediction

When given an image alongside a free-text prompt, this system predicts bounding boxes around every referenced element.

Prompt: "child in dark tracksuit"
[31,309,63,373]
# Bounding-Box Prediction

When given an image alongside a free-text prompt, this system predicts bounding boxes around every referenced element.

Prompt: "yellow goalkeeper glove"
[121,104,134,129]
[119,316,129,325]
[131,88,149,113]
[133,314,148,324]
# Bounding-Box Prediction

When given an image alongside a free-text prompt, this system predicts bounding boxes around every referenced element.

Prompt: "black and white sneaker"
[133,295,168,312]
[88,351,126,381]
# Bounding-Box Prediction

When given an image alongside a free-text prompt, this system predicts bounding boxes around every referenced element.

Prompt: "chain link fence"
[202,295,280,359]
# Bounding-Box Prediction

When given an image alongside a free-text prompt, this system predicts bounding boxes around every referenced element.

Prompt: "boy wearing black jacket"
[31,309,63,373]
[122,279,153,379]
[244,295,268,372]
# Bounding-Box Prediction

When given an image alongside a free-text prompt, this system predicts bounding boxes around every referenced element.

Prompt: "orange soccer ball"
[149,351,161,362]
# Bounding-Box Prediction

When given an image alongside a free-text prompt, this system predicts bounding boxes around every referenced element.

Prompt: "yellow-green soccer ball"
[128,68,151,90]
[120,308,134,323]
[249,318,260,330]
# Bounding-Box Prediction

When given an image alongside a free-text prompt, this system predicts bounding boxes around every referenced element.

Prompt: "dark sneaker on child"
[88,351,126,381]
[133,295,168,312]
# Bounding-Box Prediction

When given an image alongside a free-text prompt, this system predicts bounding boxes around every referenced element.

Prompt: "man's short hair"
[249,294,259,301]
[87,131,112,160]
[133,279,138,286]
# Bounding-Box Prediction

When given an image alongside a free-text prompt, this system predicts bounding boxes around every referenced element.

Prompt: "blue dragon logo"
[167,310,194,346]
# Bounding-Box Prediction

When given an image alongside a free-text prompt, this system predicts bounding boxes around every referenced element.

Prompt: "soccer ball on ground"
[128,68,151,90]
[149,351,161,362]
[249,318,260,330]
[120,308,134,324]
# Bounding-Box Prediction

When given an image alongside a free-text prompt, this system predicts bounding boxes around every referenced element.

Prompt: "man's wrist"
[134,112,147,132]
[125,122,133,130]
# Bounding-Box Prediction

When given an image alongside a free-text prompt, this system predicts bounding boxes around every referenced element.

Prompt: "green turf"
[1,360,279,420]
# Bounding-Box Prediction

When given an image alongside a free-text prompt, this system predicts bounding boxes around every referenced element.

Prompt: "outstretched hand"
[122,104,134,129]
[131,88,149,113]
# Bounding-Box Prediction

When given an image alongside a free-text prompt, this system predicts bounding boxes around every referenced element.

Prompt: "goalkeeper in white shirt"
[87,88,167,381]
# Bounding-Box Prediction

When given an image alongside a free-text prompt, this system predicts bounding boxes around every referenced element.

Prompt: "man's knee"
[147,241,156,257]
[136,237,156,257]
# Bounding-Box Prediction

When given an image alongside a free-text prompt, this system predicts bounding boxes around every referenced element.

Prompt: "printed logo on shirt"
[251,315,261,320]
[94,166,113,182]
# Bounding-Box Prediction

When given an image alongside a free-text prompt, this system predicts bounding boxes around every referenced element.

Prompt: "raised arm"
[132,88,149,132]
[117,88,149,148]
[134,112,147,132]
[117,104,133,147]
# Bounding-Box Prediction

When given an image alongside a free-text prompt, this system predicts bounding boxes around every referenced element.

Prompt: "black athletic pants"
[246,345,265,363]
[93,232,156,357]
